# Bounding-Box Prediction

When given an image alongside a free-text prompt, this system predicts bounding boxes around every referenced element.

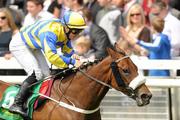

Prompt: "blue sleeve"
[62,40,75,57]
[137,37,162,52]
[39,31,75,68]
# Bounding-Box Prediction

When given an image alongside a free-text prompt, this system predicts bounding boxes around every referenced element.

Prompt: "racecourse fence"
[0,56,180,120]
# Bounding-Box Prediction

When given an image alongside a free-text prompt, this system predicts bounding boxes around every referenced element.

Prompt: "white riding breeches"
[9,32,50,80]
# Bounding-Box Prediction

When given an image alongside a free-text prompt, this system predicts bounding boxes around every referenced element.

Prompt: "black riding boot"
[9,73,37,118]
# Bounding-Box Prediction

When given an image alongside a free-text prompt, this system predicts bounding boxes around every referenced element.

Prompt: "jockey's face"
[69,30,82,40]
[64,26,83,40]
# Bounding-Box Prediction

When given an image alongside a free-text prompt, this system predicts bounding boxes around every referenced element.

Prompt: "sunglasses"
[130,13,141,17]
[70,29,83,35]
[0,16,6,20]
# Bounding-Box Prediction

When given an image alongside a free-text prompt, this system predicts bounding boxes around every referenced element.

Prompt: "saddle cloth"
[0,78,54,120]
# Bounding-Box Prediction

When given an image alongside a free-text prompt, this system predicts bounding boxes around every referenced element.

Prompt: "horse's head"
[107,47,152,106]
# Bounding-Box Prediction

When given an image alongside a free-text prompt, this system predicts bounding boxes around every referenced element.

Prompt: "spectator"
[118,3,151,55]
[58,0,71,19]
[0,8,18,60]
[126,4,151,42]
[23,0,54,27]
[68,0,84,14]
[155,0,180,20]
[95,0,113,25]
[74,36,95,61]
[85,0,102,23]
[82,8,112,59]
[150,1,180,58]
[122,0,137,27]
[98,0,130,46]
[141,0,154,25]
[47,0,63,18]
[8,7,24,28]
[121,16,171,76]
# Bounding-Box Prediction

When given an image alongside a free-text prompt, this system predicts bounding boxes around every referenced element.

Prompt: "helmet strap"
[64,26,71,40]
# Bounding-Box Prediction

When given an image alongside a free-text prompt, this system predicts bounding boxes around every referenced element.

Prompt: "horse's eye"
[123,69,130,75]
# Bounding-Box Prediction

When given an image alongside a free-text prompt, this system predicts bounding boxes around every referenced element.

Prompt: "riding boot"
[9,73,37,118]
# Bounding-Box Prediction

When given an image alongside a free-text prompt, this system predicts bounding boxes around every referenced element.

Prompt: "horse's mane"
[53,59,103,80]
[53,47,126,80]
[79,58,103,70]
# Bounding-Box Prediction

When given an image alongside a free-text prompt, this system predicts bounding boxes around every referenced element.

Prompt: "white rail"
[0,57,180,87]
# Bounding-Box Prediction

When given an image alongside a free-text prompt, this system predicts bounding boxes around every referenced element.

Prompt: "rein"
[78,69,113,89]
[79,55,139,99]
[33,67,101,114]
[79,55,129,89]
[37,55,139,114]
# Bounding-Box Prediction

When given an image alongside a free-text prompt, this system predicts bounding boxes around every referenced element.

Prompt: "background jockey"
[8,11,87,117]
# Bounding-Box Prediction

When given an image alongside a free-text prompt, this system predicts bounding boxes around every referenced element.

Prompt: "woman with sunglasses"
[0,8,18,59]
[8,11,86,118]
[118,4,151,55]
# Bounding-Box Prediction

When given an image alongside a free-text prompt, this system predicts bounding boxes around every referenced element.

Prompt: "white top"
[99,9,122,45]
[23,10,54,27]
[163,12,180,57]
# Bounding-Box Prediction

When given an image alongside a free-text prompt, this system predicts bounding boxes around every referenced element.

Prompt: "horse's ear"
[114,41,125,53]
[106,47,115,57]
[114,42,117,48]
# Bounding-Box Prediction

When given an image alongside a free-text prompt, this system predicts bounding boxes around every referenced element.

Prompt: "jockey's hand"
[74,59,83,68]
[72,54,80,60]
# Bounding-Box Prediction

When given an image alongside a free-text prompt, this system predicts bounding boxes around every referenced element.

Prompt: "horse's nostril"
[141,93,152,101]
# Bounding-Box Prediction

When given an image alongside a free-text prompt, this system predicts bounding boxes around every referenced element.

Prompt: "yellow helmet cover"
[63,11,87,29]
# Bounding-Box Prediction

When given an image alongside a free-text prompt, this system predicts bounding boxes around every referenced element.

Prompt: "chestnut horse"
[0,48,152,120]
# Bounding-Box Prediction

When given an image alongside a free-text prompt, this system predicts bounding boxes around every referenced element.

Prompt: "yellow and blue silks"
[20,19,75,68]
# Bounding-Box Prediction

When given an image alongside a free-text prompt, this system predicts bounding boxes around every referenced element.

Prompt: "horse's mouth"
[135,93,152,106]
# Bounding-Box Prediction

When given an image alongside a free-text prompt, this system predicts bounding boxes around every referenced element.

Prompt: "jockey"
[8,11,87,117]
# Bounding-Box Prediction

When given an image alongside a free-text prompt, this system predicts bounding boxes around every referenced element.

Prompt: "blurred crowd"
[0,0,180,76]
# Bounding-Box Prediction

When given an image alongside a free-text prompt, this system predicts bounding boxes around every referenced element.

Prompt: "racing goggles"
[70,29,83,35]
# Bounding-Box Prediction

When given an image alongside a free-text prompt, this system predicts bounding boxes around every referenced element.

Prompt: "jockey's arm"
[40,31,76,68]
[61,40,74,57]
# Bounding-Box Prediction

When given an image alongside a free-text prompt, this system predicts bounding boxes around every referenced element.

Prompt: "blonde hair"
[126,4,145,27]
[0,8,18,32]
[75,36,91,49]
[151,16,164,33]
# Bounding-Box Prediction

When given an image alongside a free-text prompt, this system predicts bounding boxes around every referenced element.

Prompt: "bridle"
[35,51,144,114]
[79,54,137,98]
[110,55,136,98]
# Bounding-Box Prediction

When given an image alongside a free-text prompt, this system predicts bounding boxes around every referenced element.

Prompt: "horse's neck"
[53,57,112,110]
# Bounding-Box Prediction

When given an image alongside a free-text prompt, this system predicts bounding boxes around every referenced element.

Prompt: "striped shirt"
[20,19,75,68]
